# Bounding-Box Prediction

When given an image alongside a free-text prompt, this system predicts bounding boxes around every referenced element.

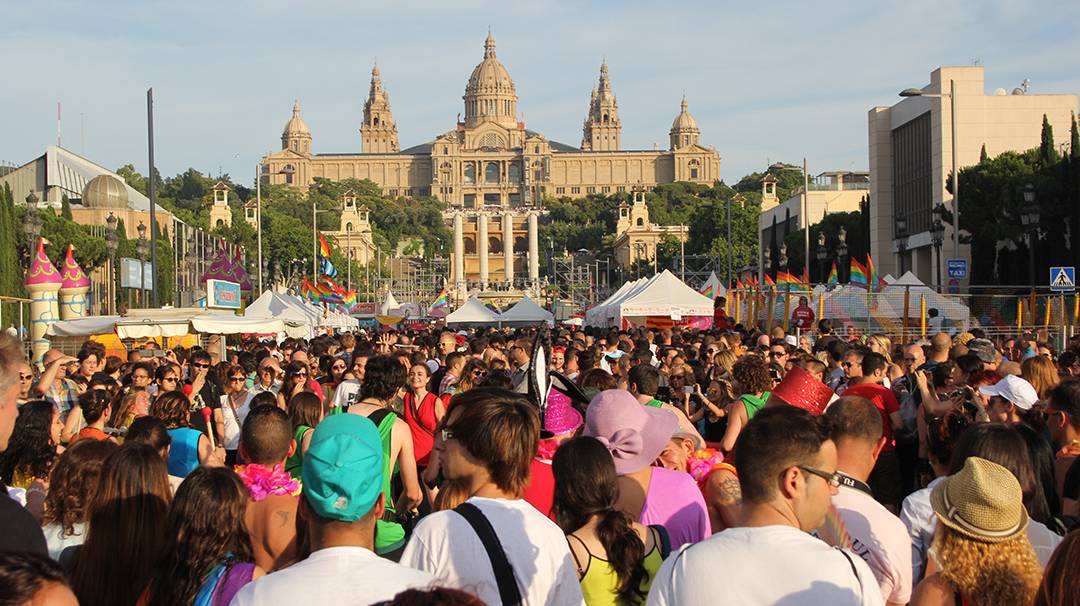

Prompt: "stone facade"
[613,189,688,270]
[262,33,721,293]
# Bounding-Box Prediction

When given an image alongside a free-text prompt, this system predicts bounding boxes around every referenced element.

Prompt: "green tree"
[1070,112,1079,160]
[1040,114,1060,166]
[116,164,148,196]
[61,195,73,220]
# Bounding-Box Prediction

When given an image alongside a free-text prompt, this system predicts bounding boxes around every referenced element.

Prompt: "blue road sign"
[947,259,967,279]
[1050,267,1076,292]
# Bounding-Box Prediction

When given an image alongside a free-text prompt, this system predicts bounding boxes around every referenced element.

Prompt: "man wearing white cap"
[980,375,1039,425]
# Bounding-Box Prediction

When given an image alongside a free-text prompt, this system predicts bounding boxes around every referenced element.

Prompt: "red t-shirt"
[842,383,900,451]
[713,307,730,330]
[403,392,440,467]
[522,458,555,520]
[70,426,110,445]
[792,306,815,330]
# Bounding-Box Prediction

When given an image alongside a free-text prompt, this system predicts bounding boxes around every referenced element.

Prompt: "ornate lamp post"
[136,222,149,308]
[930,204,946,289]
[22,191,43,262]
[778,243,788,272]
[836,226,848,282]
[895,215,908,275]
[1020,184,1040,293]
[105,213,118,314]
[815,231,828,284]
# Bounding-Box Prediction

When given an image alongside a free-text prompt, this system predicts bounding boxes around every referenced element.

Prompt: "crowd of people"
[0,313,1079,605]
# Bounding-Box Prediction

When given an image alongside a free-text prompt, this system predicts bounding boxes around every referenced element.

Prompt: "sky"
[3,1,1079,186]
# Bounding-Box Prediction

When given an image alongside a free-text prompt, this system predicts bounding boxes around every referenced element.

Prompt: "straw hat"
[930,456,1028,543]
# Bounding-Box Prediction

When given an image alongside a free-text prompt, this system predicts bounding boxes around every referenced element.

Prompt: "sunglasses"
[472,369,487,377]
[670,375,686,381]
[230,376,246,382]
[259,367,275,374]
[294,371,308,377]
[18,374,32,381]
[332,365,347,371]
[769,351,785,358]
[797,465,841,489]
[162,376,178,382]
[193,363,210,369]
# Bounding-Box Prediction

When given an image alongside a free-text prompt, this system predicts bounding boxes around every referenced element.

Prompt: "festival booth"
[247,291,322,338]
[881,272,971,330]
[444,296,501,328]
[585,270,714,329]
[499,296,555,328]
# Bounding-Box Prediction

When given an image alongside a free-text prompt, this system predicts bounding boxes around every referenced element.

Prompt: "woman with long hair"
[145,467,262,606]
[552,436,666,605]
[219,364,254,466]
[454,358,489,395]
[41,439,118,559]
[70,443,172,606]
[275,362,311,410]
[1022,355,1060,402]
[1033,529,1080,606]
[867,334,893,365]
[402,363,445,469]
[0,400,63,519]
[912,457,1043,606]
[283,392,324,481]
[149,390,223,478]
[109,389,151,433]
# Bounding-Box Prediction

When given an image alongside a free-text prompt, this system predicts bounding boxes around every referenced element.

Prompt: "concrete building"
[869,66,1078,286]
[262,33,721,295]
[759,170,869,275]
[613,189,688,270]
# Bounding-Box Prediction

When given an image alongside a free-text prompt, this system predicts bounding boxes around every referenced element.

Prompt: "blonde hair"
[713,350,738,376]
[932,525,1042,606]
[866,334,893,364]
[1021,355,1059,401]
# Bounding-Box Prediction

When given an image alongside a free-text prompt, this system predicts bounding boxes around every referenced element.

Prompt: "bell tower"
[581,61,621,151]
[362,62,400,153]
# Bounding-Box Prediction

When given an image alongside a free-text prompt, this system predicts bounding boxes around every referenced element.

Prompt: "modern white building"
[868,66,1077,287]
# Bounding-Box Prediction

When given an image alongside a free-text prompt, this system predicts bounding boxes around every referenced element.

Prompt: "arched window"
[636,217,644,227]
[508,163,521,183]
[603,113,609,124]
[485,162,500,183]
[346,222,353,232]
[489,236,501,251]
[373,115,380,126]
[514,236,528,252]
[216,219,225,228]
[464,237,476,254]
[464,163,476,184]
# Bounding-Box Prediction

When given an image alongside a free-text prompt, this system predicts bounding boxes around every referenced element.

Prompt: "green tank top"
[741,391,770,421]
[284,425,311,481]
[368,409,406,555]
[573,526,667,606]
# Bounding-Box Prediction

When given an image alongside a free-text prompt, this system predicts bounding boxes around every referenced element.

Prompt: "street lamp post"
[1021,184,1040,294]
[136,222,149,308]
[105,213,118,314]
[895,215,908,275]
[256,165,294,294]
[816,231,828,284]
[900,80,961,261]
[836,226,848,283]
[22,191,42,261]
[930,203,946,289]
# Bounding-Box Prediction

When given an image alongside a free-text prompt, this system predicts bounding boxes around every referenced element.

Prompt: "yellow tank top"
[572,527,666,606]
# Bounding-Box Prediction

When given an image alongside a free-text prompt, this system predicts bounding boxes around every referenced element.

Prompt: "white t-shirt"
[646,525,884,606]
[400,497,585,606]
[829,483,913,604]
[229,545,436,606]
[331,379,362,409]
[219,393,253,451]
[43,521,85,561]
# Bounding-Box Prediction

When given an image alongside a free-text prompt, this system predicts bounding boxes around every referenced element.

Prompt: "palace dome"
[82,174,129,209]
[670,97,699,132]
[463,32,518,128]
[466,32,515,96]
[282,100,311,138]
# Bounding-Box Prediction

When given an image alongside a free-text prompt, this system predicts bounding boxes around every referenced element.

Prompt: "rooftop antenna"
[56,100,61,148]
[1021,79,1031,93]
[973,58,980,66]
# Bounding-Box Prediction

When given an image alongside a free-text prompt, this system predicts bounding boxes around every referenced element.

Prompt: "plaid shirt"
[40,378,79,420]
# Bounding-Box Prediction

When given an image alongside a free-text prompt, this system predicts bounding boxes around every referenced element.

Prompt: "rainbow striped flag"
[700,283,715,298]
[867,253,880,291]
[429,288,449,312]
[776,270,800,291]
[850,257,869,288]
[318,232,333,258]
[734,278,745,290]
[763,274,776,290]
[827,261,839,286]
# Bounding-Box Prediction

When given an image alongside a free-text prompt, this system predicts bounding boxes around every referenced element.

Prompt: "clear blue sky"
[3,1,1078,185]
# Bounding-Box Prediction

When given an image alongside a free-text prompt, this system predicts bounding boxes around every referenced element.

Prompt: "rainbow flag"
[867,253,880,291]
[734,278,744,290]
[827,261,839,286]
[763,274,776,290]
[429,288,449,312]
[802,268,810,286]
[318,232,332,258]
[320,257,338,278]
[700,283,715,298]
[850,258,869,288]
[776,270,800,291]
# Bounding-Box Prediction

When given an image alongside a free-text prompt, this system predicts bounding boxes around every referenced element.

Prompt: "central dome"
[82,174,129,209]
[463,32,518,129]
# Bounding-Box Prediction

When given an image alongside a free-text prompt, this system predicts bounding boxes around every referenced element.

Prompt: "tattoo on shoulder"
[276,510,290,527]
[716,476,742,506]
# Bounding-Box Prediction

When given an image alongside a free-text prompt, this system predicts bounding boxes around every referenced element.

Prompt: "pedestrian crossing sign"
[1050,266,1075,292]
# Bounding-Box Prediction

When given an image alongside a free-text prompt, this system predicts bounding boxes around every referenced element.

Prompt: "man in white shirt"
[330,348,370,410]
[401,388,585,606]
[647,406,883,606]
[820,396,913,606]
[231,414,436,605]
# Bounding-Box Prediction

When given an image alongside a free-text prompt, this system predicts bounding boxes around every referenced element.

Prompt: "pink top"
[25,238,62,287]
[831,483,913,604]
[640,466,711,548]
[60,245,90,290]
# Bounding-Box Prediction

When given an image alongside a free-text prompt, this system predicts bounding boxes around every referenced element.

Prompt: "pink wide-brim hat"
[584,389,677,475]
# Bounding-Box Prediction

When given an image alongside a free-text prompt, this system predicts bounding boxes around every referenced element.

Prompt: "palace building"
[261,32,720,295]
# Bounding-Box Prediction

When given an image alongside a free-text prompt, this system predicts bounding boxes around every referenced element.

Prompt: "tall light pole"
[105,213,118,314]
[256,165,293,293]
[895,215,908,275]
[802,158,810,283]
[900,79,960,260]
[1021,184,1039,294]
[930,203,945,289]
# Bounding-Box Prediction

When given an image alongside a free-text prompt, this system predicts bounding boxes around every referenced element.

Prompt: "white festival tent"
[379,291,402,316]
[881,271,971,327]
[499,296,555,327]
[585,270,715,328]
[45,308,304,340]
[444,296,501,327]
[247,291,322,338]
[700,272,726,298]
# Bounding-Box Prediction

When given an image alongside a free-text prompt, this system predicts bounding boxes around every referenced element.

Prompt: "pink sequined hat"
[25,238,61,287]
[543,389,583,436]
[60,245,90,290]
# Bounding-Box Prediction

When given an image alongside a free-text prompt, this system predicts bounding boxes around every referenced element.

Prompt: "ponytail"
[594,509,647,605]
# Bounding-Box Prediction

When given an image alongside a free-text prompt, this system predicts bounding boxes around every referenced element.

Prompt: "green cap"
[301,413,383,522]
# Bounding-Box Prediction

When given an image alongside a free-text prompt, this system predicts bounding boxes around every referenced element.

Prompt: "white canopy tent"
[248,291,321,338]
[585,277,648,327]
[45,308,302,339]
[445,296,501,327]
[47,316,122,338]
[379,291,402,316]
[499,296,555,327]
[881,271,971,328]
[585,270,715,328]
[700,272,726,298]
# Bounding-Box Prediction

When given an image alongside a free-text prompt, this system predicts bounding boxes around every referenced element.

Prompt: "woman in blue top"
[149,391,224,477]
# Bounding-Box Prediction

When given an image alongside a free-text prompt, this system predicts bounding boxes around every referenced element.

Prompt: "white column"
[478,211,489,290]
[503,212,514,286]
[453,212,465,296]
[527,211,539,285]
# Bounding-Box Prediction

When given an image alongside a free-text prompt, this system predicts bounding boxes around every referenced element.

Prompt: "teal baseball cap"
[301,413,384,522]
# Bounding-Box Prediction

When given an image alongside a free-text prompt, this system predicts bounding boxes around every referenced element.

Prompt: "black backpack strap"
[836,547,863,602]
[367,408,395,428]
[454,502,522,606]
[650,524,672,559]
